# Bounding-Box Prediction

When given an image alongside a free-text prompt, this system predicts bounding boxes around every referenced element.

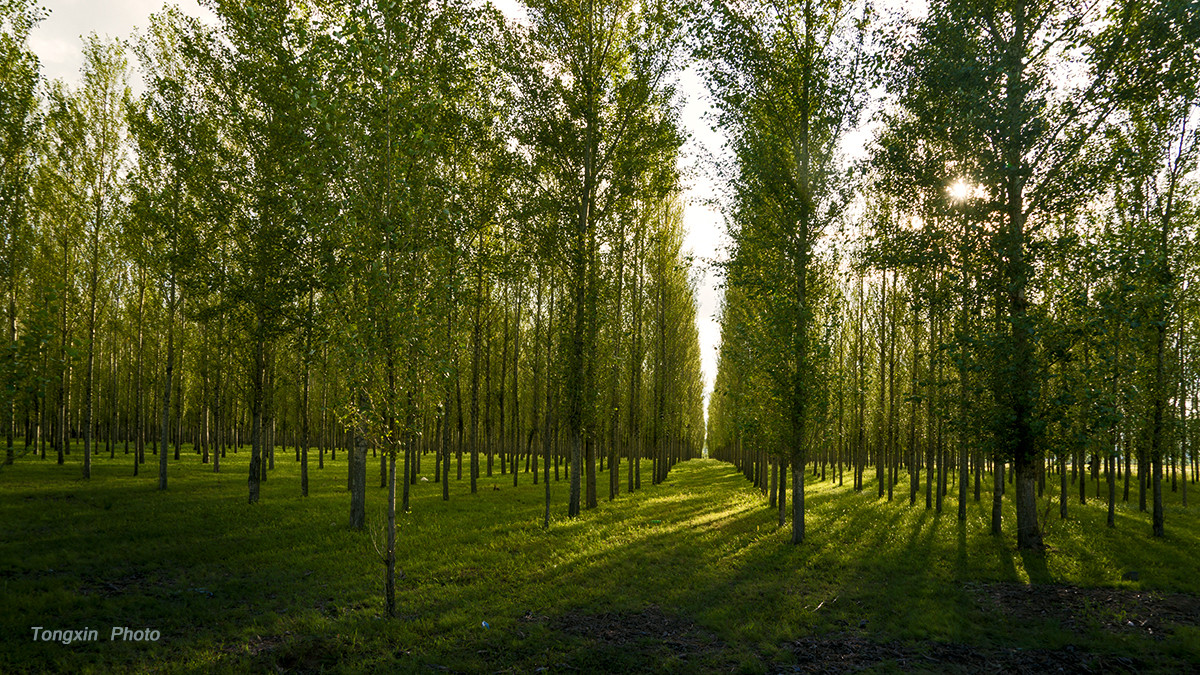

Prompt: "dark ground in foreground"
[1,446,1198,673]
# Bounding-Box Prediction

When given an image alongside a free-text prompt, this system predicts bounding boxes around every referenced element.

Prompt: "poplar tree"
[523,0,686,517]
[188,0,335,503]
[698,0,869,544]
[0,0,41,467]
[886,0,1197,549]
[75,36,129,481]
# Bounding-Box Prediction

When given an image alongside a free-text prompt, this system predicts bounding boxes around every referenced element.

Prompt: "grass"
[1,442,1198,673]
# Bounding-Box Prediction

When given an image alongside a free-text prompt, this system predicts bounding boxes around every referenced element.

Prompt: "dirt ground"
[964,581,1200,639]
[542,584,1200,674]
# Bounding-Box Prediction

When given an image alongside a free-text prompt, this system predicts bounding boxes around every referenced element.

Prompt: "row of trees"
[0,0,707,615]
[704,0,1199,549]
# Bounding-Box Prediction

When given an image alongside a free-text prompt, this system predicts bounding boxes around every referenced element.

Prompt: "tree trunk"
[83,215,101,479]
[213,332,221,474]
[877,272,887,499]
[349,394,367,530]
[777,456,787,528]
[301,295,312,497]
[173,310,185,462]
[470,246,482,495]
[512,280,523,488]
[791,461,805,544]
[499,283,509,479]
[528,282,543,488]
[159,277,176,491]
[543,285,556,528]
[385,451,397,617]
[1002,0,1042,551]
[443,299,454,501]
[991,455,1003,536]
[248,315,265,504]
[6,286,16,465]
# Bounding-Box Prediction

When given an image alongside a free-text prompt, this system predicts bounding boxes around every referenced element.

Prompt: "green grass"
[1,443,1198,673]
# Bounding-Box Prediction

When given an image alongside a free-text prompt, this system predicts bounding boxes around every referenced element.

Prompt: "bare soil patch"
[783,633,1141,674]
[551,604,725,659]
[965,581,1200,639]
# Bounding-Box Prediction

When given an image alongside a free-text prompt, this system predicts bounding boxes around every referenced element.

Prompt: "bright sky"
[29,0,907,421]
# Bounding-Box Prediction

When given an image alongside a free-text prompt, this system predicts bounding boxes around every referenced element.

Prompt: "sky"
[27,0,865,423]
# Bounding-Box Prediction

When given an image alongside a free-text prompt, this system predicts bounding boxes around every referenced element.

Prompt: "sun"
[947,180,972,201]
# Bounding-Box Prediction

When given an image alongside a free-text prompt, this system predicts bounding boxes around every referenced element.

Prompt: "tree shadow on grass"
[7,454,1199,675]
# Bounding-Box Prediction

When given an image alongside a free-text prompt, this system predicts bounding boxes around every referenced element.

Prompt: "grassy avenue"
[2,451,1198,673]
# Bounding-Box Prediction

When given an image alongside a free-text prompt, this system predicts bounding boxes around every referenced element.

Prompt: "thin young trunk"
[213,332,221,473]
[792,462,805,545]
[83,210,102,479]
[470,248,482,494]
[567,120,596,519]
[402,382,415,511]
[264,350,274,480]
[543,284,556,528]
[769,456,778,508]
[349,391,368,529]
[1124,440,1130,502]
[992,454,1003,536]
[1181,374,1188,508]
[1107,447,1116,528]
[586,437,597,508]
[108,340,117,459]
[200,331,209,464]
[528,282,543,487]
[385,451,397,617]
[173,311,185,462]
[909,305,920,505]
[628,229,644,493]
[443,298,454,502]
[319,344,327,470]
[877,272,887,499]
[1148,123,1183,537]
[441,392,451,501]
[544,402,554,529]
[609,220,627,501]
[301,294,312,497]
[249,314,265,504]
[888,272,898,503]
[485,299,493,479]
[926,310,934,511]
[930,298,940,513]
[499,284,510,479]
[456,359,464,481]
[777,456,787,528]
[159,277,176,491]
[57,236,71,467]
[512,280,523,487]
[6,286,16,465]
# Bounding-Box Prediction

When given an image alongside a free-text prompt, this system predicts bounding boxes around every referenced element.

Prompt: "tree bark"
[248,314,264,504]
[159,276,175,491]
[349,396,367,530]
[301,294,312,497]
[991,455,1003,536]
[470,243,482,495]
[385,451,397,617]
